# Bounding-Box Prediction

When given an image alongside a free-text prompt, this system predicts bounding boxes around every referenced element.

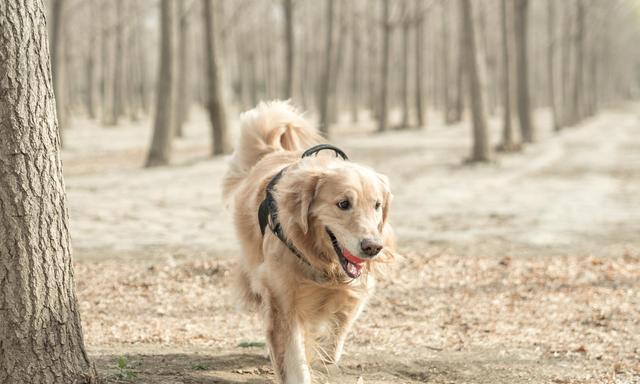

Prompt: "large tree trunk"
[202,0,231,155]
[145,0,177,167]
[283,0,294,99]
[318,0,335,134]
[460,0,491,162]
[513,0,535,143]
[377,0,391,132]
[414,0,426,129]
[175,0,191,137]
[498,0,516,150]
[547,0,560,131]
[50,0,66,142]
[0,1,95,382]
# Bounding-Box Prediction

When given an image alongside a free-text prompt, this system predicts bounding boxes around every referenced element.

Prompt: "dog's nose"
[360,238,383,257]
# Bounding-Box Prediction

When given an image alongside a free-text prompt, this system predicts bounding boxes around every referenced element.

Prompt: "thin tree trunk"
[110,0,124,126]
[329,1,348,125]
[318,0,335,134]
[86,0,96,119]
[0,1,95,382]
[514,0,534,143]
[145,0,177,167]
[441,1,451,124]
[415,0,425,128]
[203,0,231,155]
[560,1,572,126]
[547,0,560,131]
[283,0,294,99]
[452,5,465,124]
[570,0,584,125]
[460,0,491,162]
[378,0,391,132]
[350,1,360,123]
[100,0,110,123]
[175,0,191,137]
[400,3,410,129]
[498,0,516,150]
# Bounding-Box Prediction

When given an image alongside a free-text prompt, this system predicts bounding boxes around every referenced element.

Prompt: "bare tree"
[318,0,335,134]
[146,0,177,167]
[414,0,426,128]
[109,0,125,125]
[452,4,465,124]
[513,0,534,143]
[350,1,361,123]
[498,0,516,151]
[400,1,411,129]
[0,1,95,382]
[441,1,451,124]
[570,0,585,125]
[460,0,491,162]
[378,0,391,132]
[203,0,231,155]
[283,0,294,99]
[86,0,97,119]
[546,0,560,131]
[175,0,192,137]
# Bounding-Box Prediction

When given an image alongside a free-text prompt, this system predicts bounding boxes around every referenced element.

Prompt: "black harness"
[258,144,349,270]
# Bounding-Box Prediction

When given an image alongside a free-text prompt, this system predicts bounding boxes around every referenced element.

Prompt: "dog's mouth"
[326,229,365,278]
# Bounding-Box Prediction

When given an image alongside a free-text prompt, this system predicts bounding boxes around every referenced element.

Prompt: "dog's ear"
[299,174,322,234]
[377,173,393,231]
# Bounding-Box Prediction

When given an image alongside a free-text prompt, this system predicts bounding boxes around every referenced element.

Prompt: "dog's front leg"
[264,294,311,384]
[331,298,368,364]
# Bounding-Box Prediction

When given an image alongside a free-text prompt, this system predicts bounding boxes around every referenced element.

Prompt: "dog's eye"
[375,201,381,210]
[337,199,351,210]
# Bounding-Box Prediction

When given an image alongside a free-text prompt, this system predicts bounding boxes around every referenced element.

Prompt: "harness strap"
[257,144,349,278]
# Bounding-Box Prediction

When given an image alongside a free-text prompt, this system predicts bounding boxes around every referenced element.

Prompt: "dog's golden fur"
[223,101,395,383]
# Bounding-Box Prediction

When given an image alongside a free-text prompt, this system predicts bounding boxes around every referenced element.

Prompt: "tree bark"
[283,0,294,99]
[377,0,391,132]
[0,1,95,382]
[318,0,335,134]
[329,1,348,125]
[175,0,191,137]
[50,0,66,141]
[547,0,560,131]
[514,0,534,143]
[460,0,491,162]
[414,0,426,129]
[498,0,515,150]
[146,0,177,167]
[202,0,231,155]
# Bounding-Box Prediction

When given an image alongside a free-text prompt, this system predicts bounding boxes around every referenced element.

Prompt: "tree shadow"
[93,352,272,384]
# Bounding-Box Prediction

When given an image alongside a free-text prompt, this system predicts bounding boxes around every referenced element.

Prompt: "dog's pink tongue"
[343,248,365,264]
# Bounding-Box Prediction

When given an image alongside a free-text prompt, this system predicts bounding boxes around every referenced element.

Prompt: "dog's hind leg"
[263,292,311,384]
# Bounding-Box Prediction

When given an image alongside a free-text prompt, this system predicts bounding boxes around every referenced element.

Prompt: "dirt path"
[64,106,640,383]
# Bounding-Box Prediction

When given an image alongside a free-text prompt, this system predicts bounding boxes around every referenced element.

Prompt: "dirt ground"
[62,105,640,383]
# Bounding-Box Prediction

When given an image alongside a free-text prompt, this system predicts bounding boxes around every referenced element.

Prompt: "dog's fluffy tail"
[223,100,322,201]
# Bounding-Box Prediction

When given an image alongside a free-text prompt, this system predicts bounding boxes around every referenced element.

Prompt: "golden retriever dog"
[223,101,395,383]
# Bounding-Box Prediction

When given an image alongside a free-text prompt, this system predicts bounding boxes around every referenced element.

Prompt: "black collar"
[257,144,349,274]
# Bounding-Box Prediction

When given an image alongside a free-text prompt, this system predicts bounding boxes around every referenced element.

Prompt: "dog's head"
[276,157,394,279]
